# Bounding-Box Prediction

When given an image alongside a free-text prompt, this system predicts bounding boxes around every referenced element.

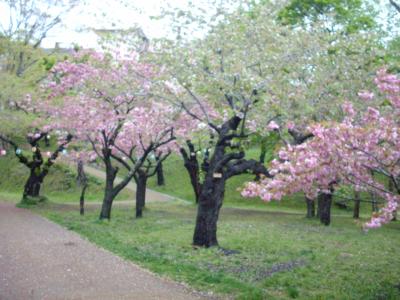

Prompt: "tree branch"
[225,159,271,179]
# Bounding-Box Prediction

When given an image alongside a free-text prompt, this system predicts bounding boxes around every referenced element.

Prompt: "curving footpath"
[83,165,179,203]
[0,202,207,300]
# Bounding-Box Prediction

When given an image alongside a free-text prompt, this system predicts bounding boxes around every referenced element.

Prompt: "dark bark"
[305,197,315,218]
[156,159,165,186]
[288,129,314,218]
[99,161,118,220]
[77,160,88,216]
[180,141,202,203]
[80,185,87,216]
[192,115,270,247]
[135,171,147,218]
[0,132,72,199]
[254,146,267,181]
[318,192,333,226]
[288,129,313,145]
[23,169,43,197]
[193,177,225,247]
[389,179,397,221]
[44,135,50,147]
[316,196,321,218]
[370,191,379,213]
[99,188,115,220]
[353,191,361,219]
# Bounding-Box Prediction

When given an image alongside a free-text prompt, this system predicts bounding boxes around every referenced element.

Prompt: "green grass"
[146,151,376,216]
[0,153,131,203]
[2,148,399,299]
[25,200,400,300]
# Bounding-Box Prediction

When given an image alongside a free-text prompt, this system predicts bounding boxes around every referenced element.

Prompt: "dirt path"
[84,165,180,203]
[0,202,207,300]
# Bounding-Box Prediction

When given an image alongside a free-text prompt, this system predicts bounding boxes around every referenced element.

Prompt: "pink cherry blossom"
[243,69,400,229]
[358,90,374,101]
[267,121,279,131]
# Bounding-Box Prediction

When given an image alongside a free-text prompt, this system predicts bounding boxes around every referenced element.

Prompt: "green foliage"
[42,56,56,71]
[278,0,377,33]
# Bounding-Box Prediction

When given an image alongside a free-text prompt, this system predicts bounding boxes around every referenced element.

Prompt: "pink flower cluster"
[41,50,177,163]
[243,69,400,229]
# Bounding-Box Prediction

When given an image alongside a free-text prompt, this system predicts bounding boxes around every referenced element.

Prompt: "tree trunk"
[183,159,201,203]
[193,177,225,247]
[135,172,147,218]
[305,196,315,218]
[156,160,165,186]
[318,192,332,226]
[180,145,202,203]
[316,196,321,218]
[77,160,87,216]
[254,148,266,181]
[23,168,43,198]
[100,188,115,219]
[353,191,361,219]
[388,179,397,221]
[80,185,87,216]
[370,191,379,212]
[99,165,117,220]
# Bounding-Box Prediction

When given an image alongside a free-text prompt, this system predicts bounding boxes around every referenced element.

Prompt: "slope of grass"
[29,200,400,300]
[0,153,130,202]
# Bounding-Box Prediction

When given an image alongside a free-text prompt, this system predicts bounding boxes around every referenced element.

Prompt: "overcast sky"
[0,0,397,49]
[43,0,191,48]
[0,0,190,49]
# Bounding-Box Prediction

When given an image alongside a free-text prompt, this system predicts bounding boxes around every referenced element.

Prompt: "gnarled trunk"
[100,189,115,219]
[193,177,225,247]
[180,142,202,203]
[182,156,201,203]
[23,168,44,198]
[156,160,165,186]
[353,191,360,219]
[135,172,147,218]
[99,164,117,220]
[305,197,315,218]
[318,192,332,226]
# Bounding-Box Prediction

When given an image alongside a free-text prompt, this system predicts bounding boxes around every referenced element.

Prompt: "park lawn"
[147,152,378,215]
[0,154,131,203]
[23,199,400,300]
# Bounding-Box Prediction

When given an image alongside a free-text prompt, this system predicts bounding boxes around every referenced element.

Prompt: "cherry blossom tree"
[44,50,176,219]
[243,69,400,229]
[158,45,271,249]
[0,130,72,200]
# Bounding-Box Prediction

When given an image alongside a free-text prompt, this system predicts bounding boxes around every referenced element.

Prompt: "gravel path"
[0,202,206,300]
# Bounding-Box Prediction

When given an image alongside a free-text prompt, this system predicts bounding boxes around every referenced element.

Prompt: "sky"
[43,0,189,48]
[0,0,190,49]
[0,0,397,49]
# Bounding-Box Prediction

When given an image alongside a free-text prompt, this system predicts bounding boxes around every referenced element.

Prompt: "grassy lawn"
[2,151,399,299]
[0,154,131,202]
[22,199,400,300]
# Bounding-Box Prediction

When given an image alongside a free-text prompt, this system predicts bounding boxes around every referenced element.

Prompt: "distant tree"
[0,131,72,199]
[278,0,377,33]
[0,0,77,76]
